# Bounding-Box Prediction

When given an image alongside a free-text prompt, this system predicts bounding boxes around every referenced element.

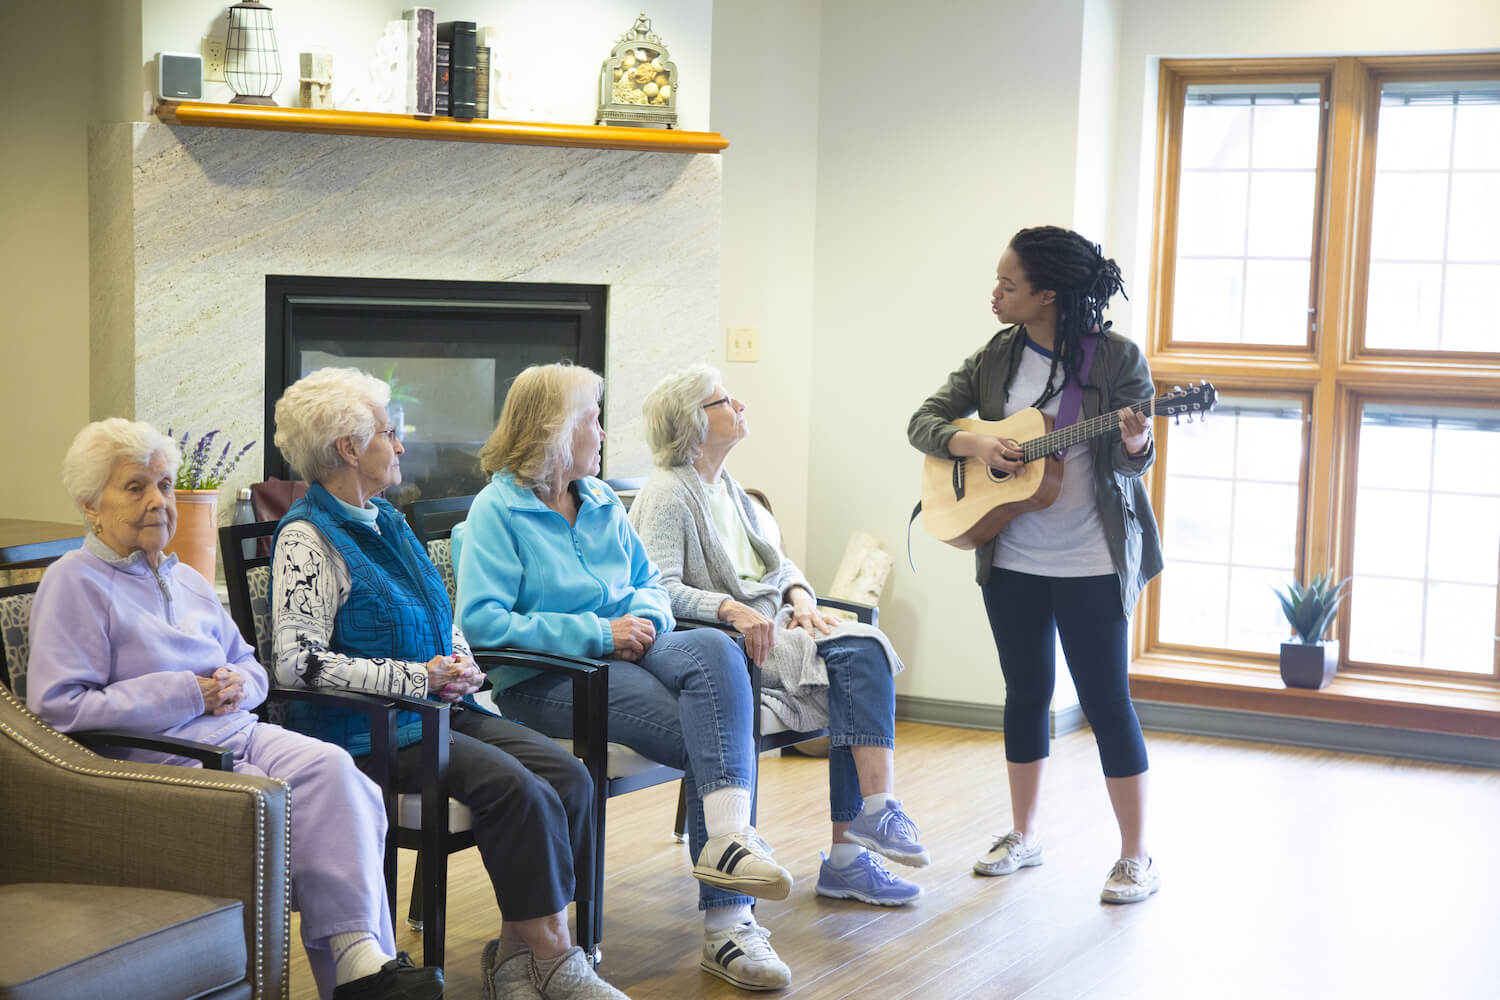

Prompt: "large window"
[1144,56,1500,684]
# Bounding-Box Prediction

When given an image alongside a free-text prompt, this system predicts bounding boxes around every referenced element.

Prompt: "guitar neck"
[1020,397,1159,462]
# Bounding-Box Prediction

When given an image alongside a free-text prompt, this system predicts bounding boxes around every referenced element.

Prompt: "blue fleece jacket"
[454,472,675,690]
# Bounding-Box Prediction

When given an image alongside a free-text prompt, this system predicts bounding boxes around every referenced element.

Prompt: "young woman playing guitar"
[907,226,1164,905]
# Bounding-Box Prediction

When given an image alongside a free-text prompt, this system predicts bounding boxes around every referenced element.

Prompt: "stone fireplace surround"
[88,120,722,512]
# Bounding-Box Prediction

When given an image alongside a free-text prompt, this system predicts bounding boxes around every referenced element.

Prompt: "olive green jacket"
[907,324,1164,613]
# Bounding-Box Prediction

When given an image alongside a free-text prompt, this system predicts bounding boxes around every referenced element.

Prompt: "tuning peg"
[1173,414,1181,425]
[1173,384,1183,393]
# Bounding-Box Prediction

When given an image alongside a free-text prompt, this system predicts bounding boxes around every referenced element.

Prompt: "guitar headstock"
[1156,381,1217,420]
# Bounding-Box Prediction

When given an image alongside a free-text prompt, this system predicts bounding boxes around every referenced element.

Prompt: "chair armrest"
[469,647,609,785]
[70,730,234,770]
[675,616,735,633]
[818,596,878,627]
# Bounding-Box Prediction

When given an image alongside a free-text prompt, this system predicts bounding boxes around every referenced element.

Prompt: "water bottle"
[232,487,257,559]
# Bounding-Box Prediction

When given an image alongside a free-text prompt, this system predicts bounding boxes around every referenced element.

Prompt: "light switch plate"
[726,326,759,362]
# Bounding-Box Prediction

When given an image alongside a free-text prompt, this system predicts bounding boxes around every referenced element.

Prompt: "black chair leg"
[423,845,446,969]
[673,780,688,843]
[408,851,424,930]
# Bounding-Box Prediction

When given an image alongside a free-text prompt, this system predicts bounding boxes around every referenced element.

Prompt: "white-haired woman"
[26,418,443,1000]
[454,363,794,993]
[630,365,929,908]
[270,368,628,1000]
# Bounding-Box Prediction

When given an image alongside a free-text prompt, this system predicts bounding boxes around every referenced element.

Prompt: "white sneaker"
[973,831,1043,876]
[701,921,791,992]
[1100,856,1160,904]
[693,827,793,900]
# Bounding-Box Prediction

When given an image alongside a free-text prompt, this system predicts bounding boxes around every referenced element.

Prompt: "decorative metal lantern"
[596,13,677,128]
[225,1,282,106]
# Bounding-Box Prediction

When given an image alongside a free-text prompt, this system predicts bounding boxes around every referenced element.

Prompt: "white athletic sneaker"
[973,831,1044,877]
[701,921,791,992]
[1100,856,1160,904]
[692,827,793,900]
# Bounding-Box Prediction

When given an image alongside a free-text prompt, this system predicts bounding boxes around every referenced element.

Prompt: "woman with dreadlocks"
[907,225,1164,905]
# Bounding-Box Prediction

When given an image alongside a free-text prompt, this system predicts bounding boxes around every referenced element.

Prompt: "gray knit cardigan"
[629,464,904,733]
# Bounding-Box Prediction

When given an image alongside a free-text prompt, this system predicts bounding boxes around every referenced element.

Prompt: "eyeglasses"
[375,425,402,442]
[702,395,732,410]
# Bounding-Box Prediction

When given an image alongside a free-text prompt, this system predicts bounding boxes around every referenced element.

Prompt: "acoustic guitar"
[919,382,1217,550]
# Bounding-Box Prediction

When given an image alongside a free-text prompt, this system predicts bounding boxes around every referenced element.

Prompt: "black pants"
[359,705,595,922]
[980,568,1149,778]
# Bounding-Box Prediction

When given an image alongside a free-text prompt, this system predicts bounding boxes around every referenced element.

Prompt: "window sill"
[1130,653,1500,739]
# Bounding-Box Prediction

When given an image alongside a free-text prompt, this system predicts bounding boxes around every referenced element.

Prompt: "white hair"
[273,367,390,482]
[62,418,182,512]
[642,364,719,468]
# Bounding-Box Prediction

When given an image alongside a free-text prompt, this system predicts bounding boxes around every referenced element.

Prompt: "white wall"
[1108,0,1500,349]
[708,0,823,561]
[806,0,1092,706]
[138,1,713,130]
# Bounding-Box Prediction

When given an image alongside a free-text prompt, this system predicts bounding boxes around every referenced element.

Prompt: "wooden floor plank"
[285,721,1500,999]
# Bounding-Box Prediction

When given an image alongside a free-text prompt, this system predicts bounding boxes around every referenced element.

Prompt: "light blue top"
[455,471,676,690]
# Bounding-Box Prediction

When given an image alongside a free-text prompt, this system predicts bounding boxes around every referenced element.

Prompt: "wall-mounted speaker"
[158,52,203,101]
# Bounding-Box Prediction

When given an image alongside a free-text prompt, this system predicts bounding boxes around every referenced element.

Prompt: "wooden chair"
[221,519,606,969]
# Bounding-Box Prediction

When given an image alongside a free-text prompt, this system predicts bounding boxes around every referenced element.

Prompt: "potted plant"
[382,364,419,439]
[1274,570,1351,690]
[164,429,255,581]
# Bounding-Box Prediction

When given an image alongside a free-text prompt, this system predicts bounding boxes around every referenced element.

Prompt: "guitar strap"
[1051,333,1100,457]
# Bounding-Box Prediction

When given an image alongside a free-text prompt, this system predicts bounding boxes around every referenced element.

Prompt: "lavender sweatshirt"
[27,535,268,760]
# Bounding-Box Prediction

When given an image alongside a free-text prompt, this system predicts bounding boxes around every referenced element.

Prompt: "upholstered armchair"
[0,683,289,999]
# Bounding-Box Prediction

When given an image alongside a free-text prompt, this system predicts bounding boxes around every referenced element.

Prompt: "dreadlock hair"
[1008,225,1128,409]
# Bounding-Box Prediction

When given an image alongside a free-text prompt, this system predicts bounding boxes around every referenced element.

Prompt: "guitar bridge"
[951,459,965,501]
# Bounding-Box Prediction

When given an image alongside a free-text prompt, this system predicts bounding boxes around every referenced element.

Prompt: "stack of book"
[397,10,488,121]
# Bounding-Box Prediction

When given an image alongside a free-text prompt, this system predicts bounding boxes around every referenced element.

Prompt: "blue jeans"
[493,627,756,910]
[820,636,897,822]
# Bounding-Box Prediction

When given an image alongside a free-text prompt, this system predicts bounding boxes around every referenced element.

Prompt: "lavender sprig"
[171,429,255,490]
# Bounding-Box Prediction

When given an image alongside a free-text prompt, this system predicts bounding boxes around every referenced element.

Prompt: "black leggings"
[980,568,1148,778]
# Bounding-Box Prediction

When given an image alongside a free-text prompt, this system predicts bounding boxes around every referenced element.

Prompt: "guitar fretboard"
[1019,397,1161,462]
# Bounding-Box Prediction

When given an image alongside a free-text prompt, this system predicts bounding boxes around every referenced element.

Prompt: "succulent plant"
[1274,570,1351,645]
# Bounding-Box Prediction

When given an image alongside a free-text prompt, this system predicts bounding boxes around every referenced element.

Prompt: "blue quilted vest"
[274,483,455,756]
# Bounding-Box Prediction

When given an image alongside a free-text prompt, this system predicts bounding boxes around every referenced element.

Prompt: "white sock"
[702,786,752,839]
[861,792,895,813]
[704,903,753,934]
[330,931,392,985]
[828,842,863,867]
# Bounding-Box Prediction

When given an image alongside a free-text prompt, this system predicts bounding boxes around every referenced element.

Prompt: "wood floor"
[288,722,1500,999]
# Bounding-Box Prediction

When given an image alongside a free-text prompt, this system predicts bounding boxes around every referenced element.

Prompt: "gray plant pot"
[1280,639,1339,690]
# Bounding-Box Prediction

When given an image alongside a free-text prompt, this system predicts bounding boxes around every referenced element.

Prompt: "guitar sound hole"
[986,466,1014,483]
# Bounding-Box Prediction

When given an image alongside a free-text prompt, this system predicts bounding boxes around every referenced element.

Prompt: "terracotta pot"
[167,489,220,582]
[1280,639,1339,690]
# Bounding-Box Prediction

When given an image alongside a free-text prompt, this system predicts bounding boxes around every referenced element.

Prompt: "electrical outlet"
[202,37,226,82]
[726,326,759,363]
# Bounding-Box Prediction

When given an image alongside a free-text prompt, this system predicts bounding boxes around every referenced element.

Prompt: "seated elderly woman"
[270,367,627,1000]
[27,418,444,1000]
[453,362,795,993]
[630,365,930,908]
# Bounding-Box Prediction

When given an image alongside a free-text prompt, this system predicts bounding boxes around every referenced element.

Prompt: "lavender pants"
[225,723,394,1000]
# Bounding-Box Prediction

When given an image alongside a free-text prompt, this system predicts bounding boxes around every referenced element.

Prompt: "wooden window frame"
[1137,53,1500,689]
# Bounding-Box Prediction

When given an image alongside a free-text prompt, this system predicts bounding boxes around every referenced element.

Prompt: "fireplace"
[264,275,607,505]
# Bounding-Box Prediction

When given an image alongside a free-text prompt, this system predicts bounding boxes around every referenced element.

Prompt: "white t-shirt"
[700,476,767,582]
[991,338,1114,577]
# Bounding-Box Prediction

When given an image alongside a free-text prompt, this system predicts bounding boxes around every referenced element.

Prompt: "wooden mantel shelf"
[154,101,728,154]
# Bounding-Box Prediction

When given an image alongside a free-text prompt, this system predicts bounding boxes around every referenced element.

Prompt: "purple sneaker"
[816,850,923,906]
[843,799,930,867]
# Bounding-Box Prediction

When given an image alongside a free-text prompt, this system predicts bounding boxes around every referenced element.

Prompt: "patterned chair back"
[0,583,38,701]
[426,538,456,606]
